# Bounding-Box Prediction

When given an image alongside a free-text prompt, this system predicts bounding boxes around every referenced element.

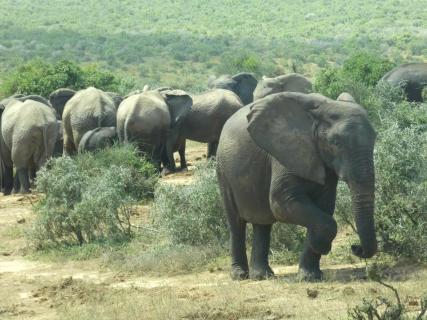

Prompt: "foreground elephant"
[117,89,192,170]
[208,73,258,105]
[0,98,58,194]
[59,87,117,155]
[78,126,117,153]
[253,74,312,100]
[380,63,427,102]
[217,92,377,280]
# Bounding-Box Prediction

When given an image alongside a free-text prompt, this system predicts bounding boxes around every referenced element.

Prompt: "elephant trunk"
[348,156,377,259]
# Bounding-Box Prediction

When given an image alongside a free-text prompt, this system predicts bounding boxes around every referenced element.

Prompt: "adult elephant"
[58,87,117,155]
[167,89,244,172]
[78,126,117,153]
[49,88,122,119]
[253,73,312,100]
[217,92,377,281]
[0,98,58,194]
[208,73,258,105]
[380,63,427,102]
[117,89,192,171]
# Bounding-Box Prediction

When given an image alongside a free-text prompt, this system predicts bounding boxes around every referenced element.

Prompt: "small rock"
[1,252,11,256]
[17,218,26,224]
[306,288,319,298]
[60,276,73,289]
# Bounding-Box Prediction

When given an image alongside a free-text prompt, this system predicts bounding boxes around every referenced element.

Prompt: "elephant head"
[49,88,76,119]
[253,73,312,100]
[208,73,258,105]
[159,89,193,126]
[247,92,377,259]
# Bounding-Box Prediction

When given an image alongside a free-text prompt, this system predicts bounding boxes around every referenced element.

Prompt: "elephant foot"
[249,265,275,280]
[3,190,12,196]
[308,219,337,255]
[161,167,175,176]
[297,267,323,282]
[179,166,188,172]
[230,265,249,280]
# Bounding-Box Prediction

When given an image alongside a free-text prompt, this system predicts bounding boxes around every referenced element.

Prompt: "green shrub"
[342,52,395,87]
[29,145,158,249]
[153,160,227,246]
[0,59,131,98]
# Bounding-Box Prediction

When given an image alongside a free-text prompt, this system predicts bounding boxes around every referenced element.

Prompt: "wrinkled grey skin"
[61,87,117,156]
[0,98,58,194]
[217,91,377,281]
[167,89,243,172]
[117,89,192,171]
[337,92,356,102]
[208,73,258,105]
[253,73,312,100]
[380,63,427,102]
[78,126,117,153]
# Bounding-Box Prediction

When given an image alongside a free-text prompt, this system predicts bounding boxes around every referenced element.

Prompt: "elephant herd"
[0,62,426,280]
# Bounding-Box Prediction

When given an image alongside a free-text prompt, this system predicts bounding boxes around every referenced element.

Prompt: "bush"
[0,59,131,98]
[153,160,228,246]
[29,145,158,249]
[314,52,395,99]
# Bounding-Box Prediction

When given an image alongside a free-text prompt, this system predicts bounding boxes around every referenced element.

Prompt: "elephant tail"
[123,116,130,143]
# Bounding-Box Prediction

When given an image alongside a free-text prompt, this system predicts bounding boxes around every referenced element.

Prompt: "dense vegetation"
[1,0,426,93]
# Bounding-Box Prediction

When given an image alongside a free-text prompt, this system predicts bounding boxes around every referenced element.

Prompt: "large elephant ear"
[247,92,326,185]
[161,90,193,126]
[49,88,76,118]
[232,73,258,104]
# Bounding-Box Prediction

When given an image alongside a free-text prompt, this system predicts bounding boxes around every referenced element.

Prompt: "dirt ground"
[0,142,426,320]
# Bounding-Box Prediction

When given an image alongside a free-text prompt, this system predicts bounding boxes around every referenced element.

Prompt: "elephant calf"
[78,126,117,153]
[0,98,58,194]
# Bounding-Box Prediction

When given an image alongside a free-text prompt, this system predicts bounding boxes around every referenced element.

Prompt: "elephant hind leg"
[3,165,13,195]
[250,224,274,280]
[63,134,77,156]
[207,141,218,159]
[219,182,249,280]
[16,167,30,194]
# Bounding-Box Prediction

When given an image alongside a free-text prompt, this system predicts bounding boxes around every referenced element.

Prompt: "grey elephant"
[253,74,312,100]
[117,89,192,171]
[53,87,117,155]
[216,92,377,281]
[380,63,427,102]
[165,89,244,172]
[0,97,58,194]
[78,126,117,153]
[208,73,258,105]
[49,88,122,119]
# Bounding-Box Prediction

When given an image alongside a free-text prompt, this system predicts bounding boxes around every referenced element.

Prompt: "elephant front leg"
[269,179,337,258]
[298,173,338,281]
[178,140,187,171]
[250,224,274,280]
